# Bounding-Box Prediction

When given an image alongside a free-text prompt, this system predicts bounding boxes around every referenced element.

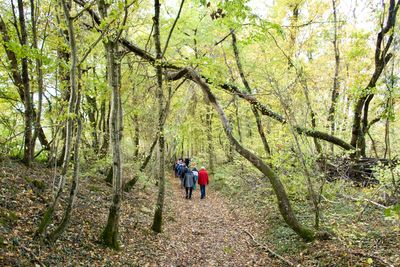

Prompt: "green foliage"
[384,204,400,220]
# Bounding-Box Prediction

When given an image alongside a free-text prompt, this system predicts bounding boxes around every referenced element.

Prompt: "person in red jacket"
[197,166,209,199]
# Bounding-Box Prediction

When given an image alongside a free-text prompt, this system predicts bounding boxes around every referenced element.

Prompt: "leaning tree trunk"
[187,68,316,241]
[151,0,166,233]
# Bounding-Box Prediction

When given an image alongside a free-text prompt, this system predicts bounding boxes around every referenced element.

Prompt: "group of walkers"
[174,158,209,200]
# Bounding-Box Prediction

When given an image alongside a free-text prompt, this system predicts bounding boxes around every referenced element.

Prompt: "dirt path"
[155,176,272,266]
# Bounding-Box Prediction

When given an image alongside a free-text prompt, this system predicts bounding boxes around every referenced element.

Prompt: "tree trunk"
[133,114,139,158]
[86,94,99,153]
[231,30,271,155]
[17,0,34,166]
[30,0,45,159]
[188,69,316,241]
[350,0,399,157]
[327,0,340,154]
[47,9,82,239]
[56,43,71,167]
[299,77,322,154]
[100,100,111,157]
[151,0,165,233]
[100,40,123,249]
[48,96,82,243]
[35,0,77,237]
[98,0,125,248]
[206,105,215,175]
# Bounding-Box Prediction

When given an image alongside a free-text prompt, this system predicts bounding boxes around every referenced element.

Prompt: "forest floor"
[1,158,399,266]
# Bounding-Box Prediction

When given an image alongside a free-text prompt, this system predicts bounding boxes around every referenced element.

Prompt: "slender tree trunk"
[231,30,271,155]
[133,114,139,158]
[327,0,340,154]
[47,19,82,240]
[56,44,71,166]
[30,0,45,159]
[48,80,82,243]
[17,0,34,166]
[0,14,49,157]
[100,100,111,156]
[86,94,99,153]
[233,96,243,143]
[206,105,215,175]
[300,77,322,154]
[152,0,165,233]
[35,0,77,237]
[288,3,299,66]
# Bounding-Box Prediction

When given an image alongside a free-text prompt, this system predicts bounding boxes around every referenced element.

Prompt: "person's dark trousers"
[185,187,193,199]
[200,185,206,199]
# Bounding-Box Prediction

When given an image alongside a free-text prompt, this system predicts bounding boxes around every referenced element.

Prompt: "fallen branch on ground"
[341,194,388,209]
[243,229,296,266]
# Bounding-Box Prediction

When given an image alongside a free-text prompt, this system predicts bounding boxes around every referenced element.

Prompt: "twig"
[341,194,388,209]
[243,229,295,266]
[321,194,340,204]
[214,29,234,46]
[161,0,185,58]
[20,244,46,267]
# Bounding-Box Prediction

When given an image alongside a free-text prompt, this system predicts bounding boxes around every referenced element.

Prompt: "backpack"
[185,170,194,185]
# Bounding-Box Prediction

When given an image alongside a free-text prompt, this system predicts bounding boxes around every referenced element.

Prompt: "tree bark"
[151,0,166,233]
[100,40,123,249]
[98,0,125,249]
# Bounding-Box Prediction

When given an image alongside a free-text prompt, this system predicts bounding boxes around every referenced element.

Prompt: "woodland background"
[0,0,399,266]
